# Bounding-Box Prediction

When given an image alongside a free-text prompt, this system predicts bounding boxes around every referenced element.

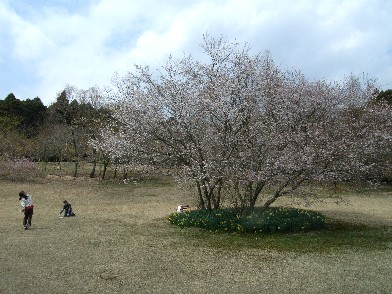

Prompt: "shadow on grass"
[175,220,392,254]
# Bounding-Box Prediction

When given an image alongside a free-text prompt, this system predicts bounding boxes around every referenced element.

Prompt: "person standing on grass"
[19,191,34,230]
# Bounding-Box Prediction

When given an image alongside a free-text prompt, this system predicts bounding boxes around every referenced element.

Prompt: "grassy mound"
[168,207,326,234]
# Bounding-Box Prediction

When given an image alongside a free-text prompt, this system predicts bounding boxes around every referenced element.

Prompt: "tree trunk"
[123,165,128,180]
[212,178,223,210]
[73,161,79,178]
[249,181,265,211]
[202,179,213,211]
[90,160,96,178]
[57,157,62,177]
[101,157,110,180]
[113,164,118,179]
[71,129,78,178]
[233,181,245,212]
[195,180,205,209]
[197,178,215,211]
[90,149,97,178]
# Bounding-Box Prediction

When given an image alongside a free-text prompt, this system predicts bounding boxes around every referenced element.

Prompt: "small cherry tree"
[96,35,391,212]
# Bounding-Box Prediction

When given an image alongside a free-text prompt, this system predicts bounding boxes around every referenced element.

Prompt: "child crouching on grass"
[60,200,76,217]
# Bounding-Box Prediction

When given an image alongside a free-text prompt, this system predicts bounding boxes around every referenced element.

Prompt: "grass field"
[0,175,391,293]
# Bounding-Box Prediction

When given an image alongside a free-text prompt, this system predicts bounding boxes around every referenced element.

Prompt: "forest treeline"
[0,88,112,178]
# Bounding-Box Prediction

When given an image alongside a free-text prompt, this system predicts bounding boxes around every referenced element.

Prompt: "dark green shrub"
[168,207,326,234]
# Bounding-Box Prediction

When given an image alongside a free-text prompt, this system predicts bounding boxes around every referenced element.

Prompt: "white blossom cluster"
[92,35,392,211]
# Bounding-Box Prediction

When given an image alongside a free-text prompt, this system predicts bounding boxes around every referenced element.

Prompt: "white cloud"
[1,0,392,105]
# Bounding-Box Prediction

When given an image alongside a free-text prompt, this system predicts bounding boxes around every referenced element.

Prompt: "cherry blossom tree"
[95,35,391,212]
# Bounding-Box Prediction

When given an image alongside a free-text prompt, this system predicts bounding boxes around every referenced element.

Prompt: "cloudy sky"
[1,0,391,105]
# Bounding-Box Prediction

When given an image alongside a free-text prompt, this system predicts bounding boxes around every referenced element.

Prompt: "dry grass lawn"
[0,177,391,294]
